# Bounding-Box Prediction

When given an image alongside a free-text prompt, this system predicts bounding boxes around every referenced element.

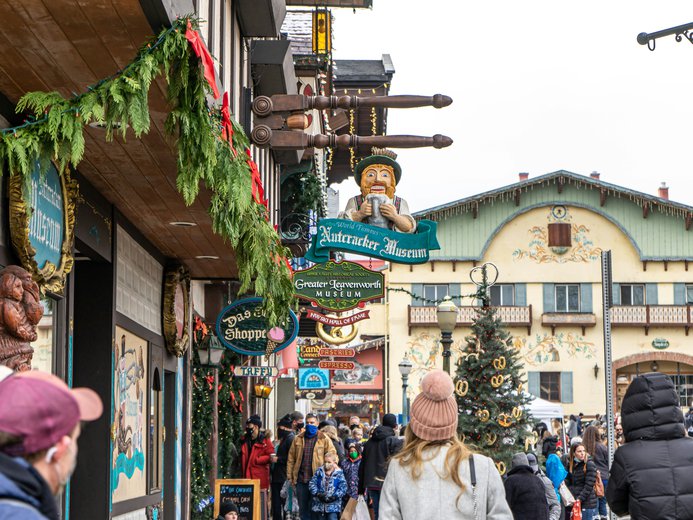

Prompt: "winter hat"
[526,453,539,472]
[409,370,458,441]
[247,414,262,428]
[382,413,398,428]
[511,452,529,469]
[219,500,239,515]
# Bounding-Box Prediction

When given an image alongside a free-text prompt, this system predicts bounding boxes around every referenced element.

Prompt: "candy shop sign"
[216,297,298,357]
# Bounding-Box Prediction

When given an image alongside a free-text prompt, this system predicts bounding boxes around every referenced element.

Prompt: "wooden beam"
[472,204,478,219]
[452,261,457,272]
[600,189,607,207]
[643,203,650,219]
[430,261,435,272]
[515,189,520,206]
[687,213,692,231]
[557,179,564,194]
[643,261,648,272]
[686,260,689,272]
[664,260,668,272]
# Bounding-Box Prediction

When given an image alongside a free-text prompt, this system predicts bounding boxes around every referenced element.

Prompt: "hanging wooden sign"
[233,366,279,377]
[318,348,355,358]
[305,309,370,327]
[293,261,384,311]
[318,360,356,371]
[216,297,298,357]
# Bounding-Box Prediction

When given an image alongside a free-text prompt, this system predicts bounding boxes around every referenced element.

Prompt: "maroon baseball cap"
[0,370,103,456]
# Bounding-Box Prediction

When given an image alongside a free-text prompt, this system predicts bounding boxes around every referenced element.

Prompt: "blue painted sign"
[298,367,330,390]
[28,163,64,270]
[216,297,298,357]
[305,218,440,264]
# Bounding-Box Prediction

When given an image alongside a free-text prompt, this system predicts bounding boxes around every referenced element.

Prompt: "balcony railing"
[542,313,597,335]
[611,305,692,334]
[408,305,532,334]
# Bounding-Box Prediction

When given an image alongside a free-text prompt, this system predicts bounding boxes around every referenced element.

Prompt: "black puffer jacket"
[504,465,549,520]
[565,458,597,509]
[357,426,402,493]
[607,372,693,519]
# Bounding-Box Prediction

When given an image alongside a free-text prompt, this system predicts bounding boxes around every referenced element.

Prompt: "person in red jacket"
[241,415,275,490]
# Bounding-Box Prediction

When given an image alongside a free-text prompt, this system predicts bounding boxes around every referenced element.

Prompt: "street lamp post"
[437,296,458,374]
[398,356,413,426]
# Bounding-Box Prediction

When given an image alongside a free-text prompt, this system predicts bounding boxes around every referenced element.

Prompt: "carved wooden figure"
[0,265,43,371]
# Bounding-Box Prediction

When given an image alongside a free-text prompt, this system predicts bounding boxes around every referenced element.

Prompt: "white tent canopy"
[525,393,564,433]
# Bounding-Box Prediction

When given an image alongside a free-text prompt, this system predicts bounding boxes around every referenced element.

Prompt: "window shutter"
[674,283,686,305]
[612,283,621,305]
[580,283,592,313]
[528,372,540,397]
[411,284,424,307]
[543,284,555,313]
[515,283,527,306]
[646,283,658,305]
[548,222,572,247]
[449,283,462,306]
[561,372,573,403]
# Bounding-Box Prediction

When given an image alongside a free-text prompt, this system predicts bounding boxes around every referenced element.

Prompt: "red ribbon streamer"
[245,149,268,209]
[220,92,237,156]
[185,21,220,99]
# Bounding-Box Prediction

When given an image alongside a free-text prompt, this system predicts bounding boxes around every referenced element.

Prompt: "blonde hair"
[321,425,339,441]
[394,427,471,509]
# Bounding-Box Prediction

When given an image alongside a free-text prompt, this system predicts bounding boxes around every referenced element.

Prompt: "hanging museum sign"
[305,219,440,265]
[216,297,299,357]
[9,162,78,295]
[298,367,331,390]
[305,309,370,327]
[293,261,384,311]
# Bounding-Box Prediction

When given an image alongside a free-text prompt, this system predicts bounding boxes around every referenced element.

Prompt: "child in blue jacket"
[309,452,347,520]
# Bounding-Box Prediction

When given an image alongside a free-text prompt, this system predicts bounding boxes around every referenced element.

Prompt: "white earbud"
[44,446,58,464]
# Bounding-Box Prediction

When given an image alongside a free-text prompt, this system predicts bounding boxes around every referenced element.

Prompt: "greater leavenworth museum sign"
[216,297,298,357]
[305,219,440,265]
[293,261,385,311]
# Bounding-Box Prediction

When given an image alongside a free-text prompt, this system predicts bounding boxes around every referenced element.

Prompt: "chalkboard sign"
[214,479,260,520]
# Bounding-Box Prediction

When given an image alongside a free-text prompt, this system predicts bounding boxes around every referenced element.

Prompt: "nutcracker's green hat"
[354,148,402,186]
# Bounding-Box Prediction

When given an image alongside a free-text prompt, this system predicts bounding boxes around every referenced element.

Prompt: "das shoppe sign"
[216,297,298,356]
[293,261,384,311]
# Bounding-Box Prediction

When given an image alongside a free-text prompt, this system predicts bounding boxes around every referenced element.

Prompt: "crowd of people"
[237,370,693,520]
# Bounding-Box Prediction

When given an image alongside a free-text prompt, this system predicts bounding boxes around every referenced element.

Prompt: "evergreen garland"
[217,347,244,478]
[190,364,213,520]
[455,304,534,473]
[0,17,293,325]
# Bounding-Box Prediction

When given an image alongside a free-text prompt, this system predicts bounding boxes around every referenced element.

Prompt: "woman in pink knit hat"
[379,370,512,519]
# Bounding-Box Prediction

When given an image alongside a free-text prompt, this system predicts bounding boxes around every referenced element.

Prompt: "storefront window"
[672,374,693,408]
[31,298,55,373]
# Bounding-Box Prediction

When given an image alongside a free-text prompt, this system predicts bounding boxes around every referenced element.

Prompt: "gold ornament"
[512,406,523,419]
[492,356,507,370]
[477,409,490,422]
[517,382,523,394]
[491,374,504,388]
[498,413,513,427]
[496,461,507,475]
[485,433,497,446]
[455,380,469,397]
[524,437,532,452]
[316,317,358,345]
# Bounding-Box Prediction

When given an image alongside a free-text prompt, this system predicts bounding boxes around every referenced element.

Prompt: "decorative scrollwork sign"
[163,264,190,357]
[8,164,78,295]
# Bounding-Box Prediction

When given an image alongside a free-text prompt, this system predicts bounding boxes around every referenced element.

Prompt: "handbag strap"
[469,455,478,520]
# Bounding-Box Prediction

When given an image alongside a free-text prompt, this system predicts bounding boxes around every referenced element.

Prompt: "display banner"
[28,163,64,270]
[293,261,384,311]
[298,367,330,390]
[305,218,440,264]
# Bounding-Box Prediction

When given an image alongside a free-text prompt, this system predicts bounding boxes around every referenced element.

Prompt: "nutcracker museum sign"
[216,297,298,357]
[293,261,384,311]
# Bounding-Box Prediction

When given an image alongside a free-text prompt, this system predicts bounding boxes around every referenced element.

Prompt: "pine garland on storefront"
[217,348,244,478]
[190,363,214,520]
[0,17,293,324]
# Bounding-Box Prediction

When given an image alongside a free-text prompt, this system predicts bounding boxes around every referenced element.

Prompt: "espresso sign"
[216,297,298,357]
[293,261,384,311]
[318,360,356,371]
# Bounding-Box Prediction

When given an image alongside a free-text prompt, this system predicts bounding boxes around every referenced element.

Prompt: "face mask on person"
[278,429,289,440]
[305,424,318,438]
[324,462,334,471]
[296,422,305,432]
[246,427,255,437]
[349,450,359,461]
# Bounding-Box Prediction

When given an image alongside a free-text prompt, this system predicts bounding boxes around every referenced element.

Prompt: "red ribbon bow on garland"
[185,20,220,99]
[220,92,237,155]
[245,149,268,210]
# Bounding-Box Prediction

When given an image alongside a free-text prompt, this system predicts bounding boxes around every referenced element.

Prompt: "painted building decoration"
[357,171,693,416]
[112,327,147,503]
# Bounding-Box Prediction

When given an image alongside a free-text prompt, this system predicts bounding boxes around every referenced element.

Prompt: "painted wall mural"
[112,326,147,503]
[512,207,602,263]
[515,333,596,366]
[405,332,466,398]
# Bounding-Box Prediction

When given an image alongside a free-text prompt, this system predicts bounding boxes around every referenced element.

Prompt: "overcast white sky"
[330,1,693,213]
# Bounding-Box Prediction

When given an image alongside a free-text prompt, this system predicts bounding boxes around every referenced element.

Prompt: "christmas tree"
[455,277,534,476]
